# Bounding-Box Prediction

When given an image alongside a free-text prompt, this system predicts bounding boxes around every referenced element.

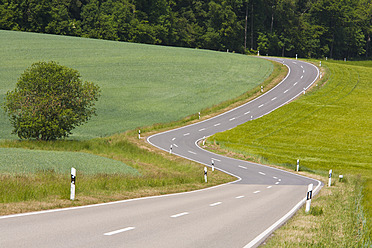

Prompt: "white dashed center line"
[236,195,245,199]
[183,133,190,136]
[172,137,176,141]
[301,75,304,79]
[239,165,247,169]
[267,186,272,189]
[171,212,189,218]
[275,182,280,185]
[278,179,281,182]
[258,104,264,108]
[173,144,178,148]
[211,158,221,162]
[198,128,206,131]
[273,176,278,179]
[259,172,266,176]
[244,111,250,115]
[104,227,135,236]
[209,202,222,207]
[294,82,298,86]
[214,123,221,127]
[301,65,303,68]
[253,191,260,194]
[303,70,305,73]
[188,151,196,155]
[229,117,236,121]
[284,89,289,93]
[271,97,277,101]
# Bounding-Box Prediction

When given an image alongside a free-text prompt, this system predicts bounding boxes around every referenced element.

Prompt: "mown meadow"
[207,60,372,246]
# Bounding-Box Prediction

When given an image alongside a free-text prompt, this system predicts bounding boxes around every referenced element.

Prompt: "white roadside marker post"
[257,50,260,56]
[328,169,332,187]
[212,160,215,172]
[319,61,322,67]
[261,86,263,92]
[199,112,201,119]
[296,159,300,172]
[138,130,141,139]
[204,167,208,183]
[305,183,313,213]
[70,167,76,201]
[169,145,173,154]
[202,136,206,146]
[296,54,298,60]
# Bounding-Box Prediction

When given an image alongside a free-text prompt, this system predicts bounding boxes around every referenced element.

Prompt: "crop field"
[0,30,272,140]
[0,148,139,175]
[207,60,372,225]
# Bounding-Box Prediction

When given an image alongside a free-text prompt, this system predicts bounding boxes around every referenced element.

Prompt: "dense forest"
[1,0,371,59]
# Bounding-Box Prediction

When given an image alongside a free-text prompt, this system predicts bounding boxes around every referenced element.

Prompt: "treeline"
[1,0,371,59]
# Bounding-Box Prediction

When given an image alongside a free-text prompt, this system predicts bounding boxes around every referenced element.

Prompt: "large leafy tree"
[4,61,100,140]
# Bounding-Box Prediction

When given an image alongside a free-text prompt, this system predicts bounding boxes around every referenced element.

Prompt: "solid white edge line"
[244,180,322,248]
[104,227,135,236]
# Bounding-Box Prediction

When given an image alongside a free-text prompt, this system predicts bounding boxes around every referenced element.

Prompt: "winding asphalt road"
[0,57,322,248]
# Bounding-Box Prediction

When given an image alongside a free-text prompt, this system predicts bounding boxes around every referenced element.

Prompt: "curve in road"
[0,57,322,248]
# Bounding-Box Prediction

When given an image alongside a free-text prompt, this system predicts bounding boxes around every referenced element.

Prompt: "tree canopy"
[0,0,371,59]
[4,61,100,140]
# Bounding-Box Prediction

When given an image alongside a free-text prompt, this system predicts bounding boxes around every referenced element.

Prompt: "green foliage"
[4,61,100,140]
[0,0,370,58]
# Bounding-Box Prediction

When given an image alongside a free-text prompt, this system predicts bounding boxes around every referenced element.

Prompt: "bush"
[3,61,100,140]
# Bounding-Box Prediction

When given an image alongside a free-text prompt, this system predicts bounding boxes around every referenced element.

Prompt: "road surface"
[0,57,322,248]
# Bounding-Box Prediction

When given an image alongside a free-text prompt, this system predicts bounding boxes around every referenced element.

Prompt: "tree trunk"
[250,1,254,50]
[244,3,248,51]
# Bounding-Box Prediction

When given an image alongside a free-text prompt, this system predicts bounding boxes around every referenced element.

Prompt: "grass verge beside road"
[0,134,235,215]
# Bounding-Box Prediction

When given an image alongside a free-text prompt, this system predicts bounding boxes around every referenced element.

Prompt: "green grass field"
[0,148,139,175]
[0,30,272,140]
[207,60,372,241]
